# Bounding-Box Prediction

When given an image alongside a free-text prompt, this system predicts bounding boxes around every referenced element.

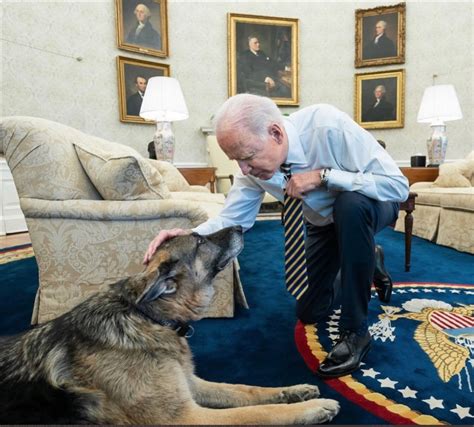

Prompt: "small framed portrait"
[355,3,405,68]
[354,69,405,129]
[115,0,168,58]
[228,13,299,106]
[117,56,170,124]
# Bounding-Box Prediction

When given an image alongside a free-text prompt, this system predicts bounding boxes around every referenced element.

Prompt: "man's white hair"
[214,94,283,141]
[135,4,151,19]
[376,20,387,29]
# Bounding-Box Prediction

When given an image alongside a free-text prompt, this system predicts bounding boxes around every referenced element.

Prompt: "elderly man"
[144,94,409,377]
[237,35,290,98]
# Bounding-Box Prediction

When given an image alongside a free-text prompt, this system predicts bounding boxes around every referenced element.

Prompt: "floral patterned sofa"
[0,116,246,324]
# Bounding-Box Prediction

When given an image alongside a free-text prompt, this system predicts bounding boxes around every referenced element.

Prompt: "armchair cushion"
[75,144,170,200]
[148,159,191,192]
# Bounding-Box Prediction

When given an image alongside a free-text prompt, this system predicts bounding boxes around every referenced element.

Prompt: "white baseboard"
[395,158,461,167]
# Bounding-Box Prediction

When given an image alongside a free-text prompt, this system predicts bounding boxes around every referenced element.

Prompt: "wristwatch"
[319,168,331,187]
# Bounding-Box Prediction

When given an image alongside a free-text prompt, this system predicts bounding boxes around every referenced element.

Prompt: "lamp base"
[426,123,448,166]
[153,121,175,163]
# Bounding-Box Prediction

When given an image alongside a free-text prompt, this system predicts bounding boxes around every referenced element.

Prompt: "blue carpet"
[1,222,473,424]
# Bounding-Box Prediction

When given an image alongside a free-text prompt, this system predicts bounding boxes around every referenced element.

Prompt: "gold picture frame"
[354,69,405,129]
[228,13,299,106]
[115,0,169,58]
[117,56,170,124]
[355,3,406,68]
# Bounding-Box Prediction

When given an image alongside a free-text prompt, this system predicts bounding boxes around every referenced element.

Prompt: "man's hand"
[143,228,192,265]
[285,170,323,199]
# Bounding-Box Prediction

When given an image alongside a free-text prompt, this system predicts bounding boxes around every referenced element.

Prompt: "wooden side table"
[400,167,439,186]
[178,167,217,193]
[399,192,417,272]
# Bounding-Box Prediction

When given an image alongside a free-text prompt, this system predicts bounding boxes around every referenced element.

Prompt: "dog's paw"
[279,384,320,403]
[298,398,340,424]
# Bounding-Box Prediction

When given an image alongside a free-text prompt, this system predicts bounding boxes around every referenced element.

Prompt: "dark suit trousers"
[296,191,399,332]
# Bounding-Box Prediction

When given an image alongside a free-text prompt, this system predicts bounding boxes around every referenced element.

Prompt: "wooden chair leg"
[404,209,414,272]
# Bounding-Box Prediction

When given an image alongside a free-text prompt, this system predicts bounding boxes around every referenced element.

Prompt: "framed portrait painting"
[117,56,170,124]
[354,69,405,130]
[228,13,299,106]
[115,0,168,58]
[355,3,405,68]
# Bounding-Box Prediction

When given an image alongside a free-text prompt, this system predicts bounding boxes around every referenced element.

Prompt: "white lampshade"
[140,77,189,122]
[417,84,463,124]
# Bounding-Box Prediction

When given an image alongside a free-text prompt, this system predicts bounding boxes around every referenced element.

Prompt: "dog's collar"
[135,306,194,338]
[157,319,194,338]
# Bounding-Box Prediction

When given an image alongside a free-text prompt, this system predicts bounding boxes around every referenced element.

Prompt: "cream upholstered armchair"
[0,117,246,324]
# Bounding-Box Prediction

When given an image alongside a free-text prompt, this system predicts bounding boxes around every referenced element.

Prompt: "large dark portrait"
[228,13,299,106]
[117,56,170,124]
[116,0,168,58]
[355,70,405,129]
[355,3,405,68]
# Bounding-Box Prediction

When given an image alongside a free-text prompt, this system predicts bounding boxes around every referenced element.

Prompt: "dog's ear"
[136,272,177,304]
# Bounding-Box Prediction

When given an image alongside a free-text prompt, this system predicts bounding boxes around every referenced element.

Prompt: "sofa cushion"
[75,144,170,200]
[412,186,474,210]
[148,159,191,192]
[433,173,471,188]
[433,155,474,188]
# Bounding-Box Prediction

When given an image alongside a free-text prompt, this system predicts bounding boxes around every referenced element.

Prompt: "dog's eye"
[197,236,205,246]
[163,280,177,295]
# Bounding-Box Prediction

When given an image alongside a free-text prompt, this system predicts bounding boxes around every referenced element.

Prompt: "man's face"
[218,126,284,181]
[374,88,383,99]
[136,77,147,93]
[135,6,147,23]
[375,22,384,35]
[248,38,260,52]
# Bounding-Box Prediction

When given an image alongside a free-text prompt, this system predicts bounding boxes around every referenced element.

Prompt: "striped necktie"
[280,163,309,300]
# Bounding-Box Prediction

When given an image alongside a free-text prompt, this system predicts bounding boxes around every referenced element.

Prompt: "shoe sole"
[315,342,372,379]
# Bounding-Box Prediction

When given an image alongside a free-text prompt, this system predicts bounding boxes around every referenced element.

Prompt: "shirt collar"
[283,119,306,166]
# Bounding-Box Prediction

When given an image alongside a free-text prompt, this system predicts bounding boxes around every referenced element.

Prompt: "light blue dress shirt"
[193,104,409,235]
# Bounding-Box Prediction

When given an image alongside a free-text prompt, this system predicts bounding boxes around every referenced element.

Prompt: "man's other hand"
[285,170,322,199]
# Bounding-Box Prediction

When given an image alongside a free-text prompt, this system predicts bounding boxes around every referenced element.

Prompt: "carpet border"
[292,282,468,426]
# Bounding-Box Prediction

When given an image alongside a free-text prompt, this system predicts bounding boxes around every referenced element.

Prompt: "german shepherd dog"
[0,226,339,424]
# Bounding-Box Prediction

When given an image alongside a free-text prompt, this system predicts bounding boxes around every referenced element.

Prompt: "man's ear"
[269,123,284,144]
[136,272,177,304]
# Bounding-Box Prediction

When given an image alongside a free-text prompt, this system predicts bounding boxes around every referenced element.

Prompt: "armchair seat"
[0,117,247,324]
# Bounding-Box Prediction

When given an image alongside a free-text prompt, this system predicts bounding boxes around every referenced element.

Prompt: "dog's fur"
[0,226,339,424]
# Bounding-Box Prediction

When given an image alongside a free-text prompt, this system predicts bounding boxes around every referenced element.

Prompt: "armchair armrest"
[189,185,211,193]
[20,198,208,226]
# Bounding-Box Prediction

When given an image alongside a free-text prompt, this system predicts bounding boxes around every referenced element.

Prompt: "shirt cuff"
[327,169,361,192]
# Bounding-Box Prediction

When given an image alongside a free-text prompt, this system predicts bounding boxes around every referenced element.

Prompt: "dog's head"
[127,226,243,323]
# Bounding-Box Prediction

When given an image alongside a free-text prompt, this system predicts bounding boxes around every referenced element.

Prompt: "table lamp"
[140,77,189,163]
[417,84,462,166]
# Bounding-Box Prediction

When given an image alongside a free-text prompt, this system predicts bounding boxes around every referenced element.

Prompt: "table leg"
[404,209,413,272]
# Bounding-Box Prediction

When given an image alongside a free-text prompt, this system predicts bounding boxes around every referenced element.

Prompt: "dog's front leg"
[174,399,339,425]
[190,376,320,408]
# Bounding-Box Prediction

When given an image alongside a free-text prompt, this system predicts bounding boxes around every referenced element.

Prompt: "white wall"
[1,1,472,164]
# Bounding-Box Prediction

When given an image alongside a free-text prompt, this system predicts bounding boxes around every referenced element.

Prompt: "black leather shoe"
[316,331,371,378]
[373,245,393,303]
